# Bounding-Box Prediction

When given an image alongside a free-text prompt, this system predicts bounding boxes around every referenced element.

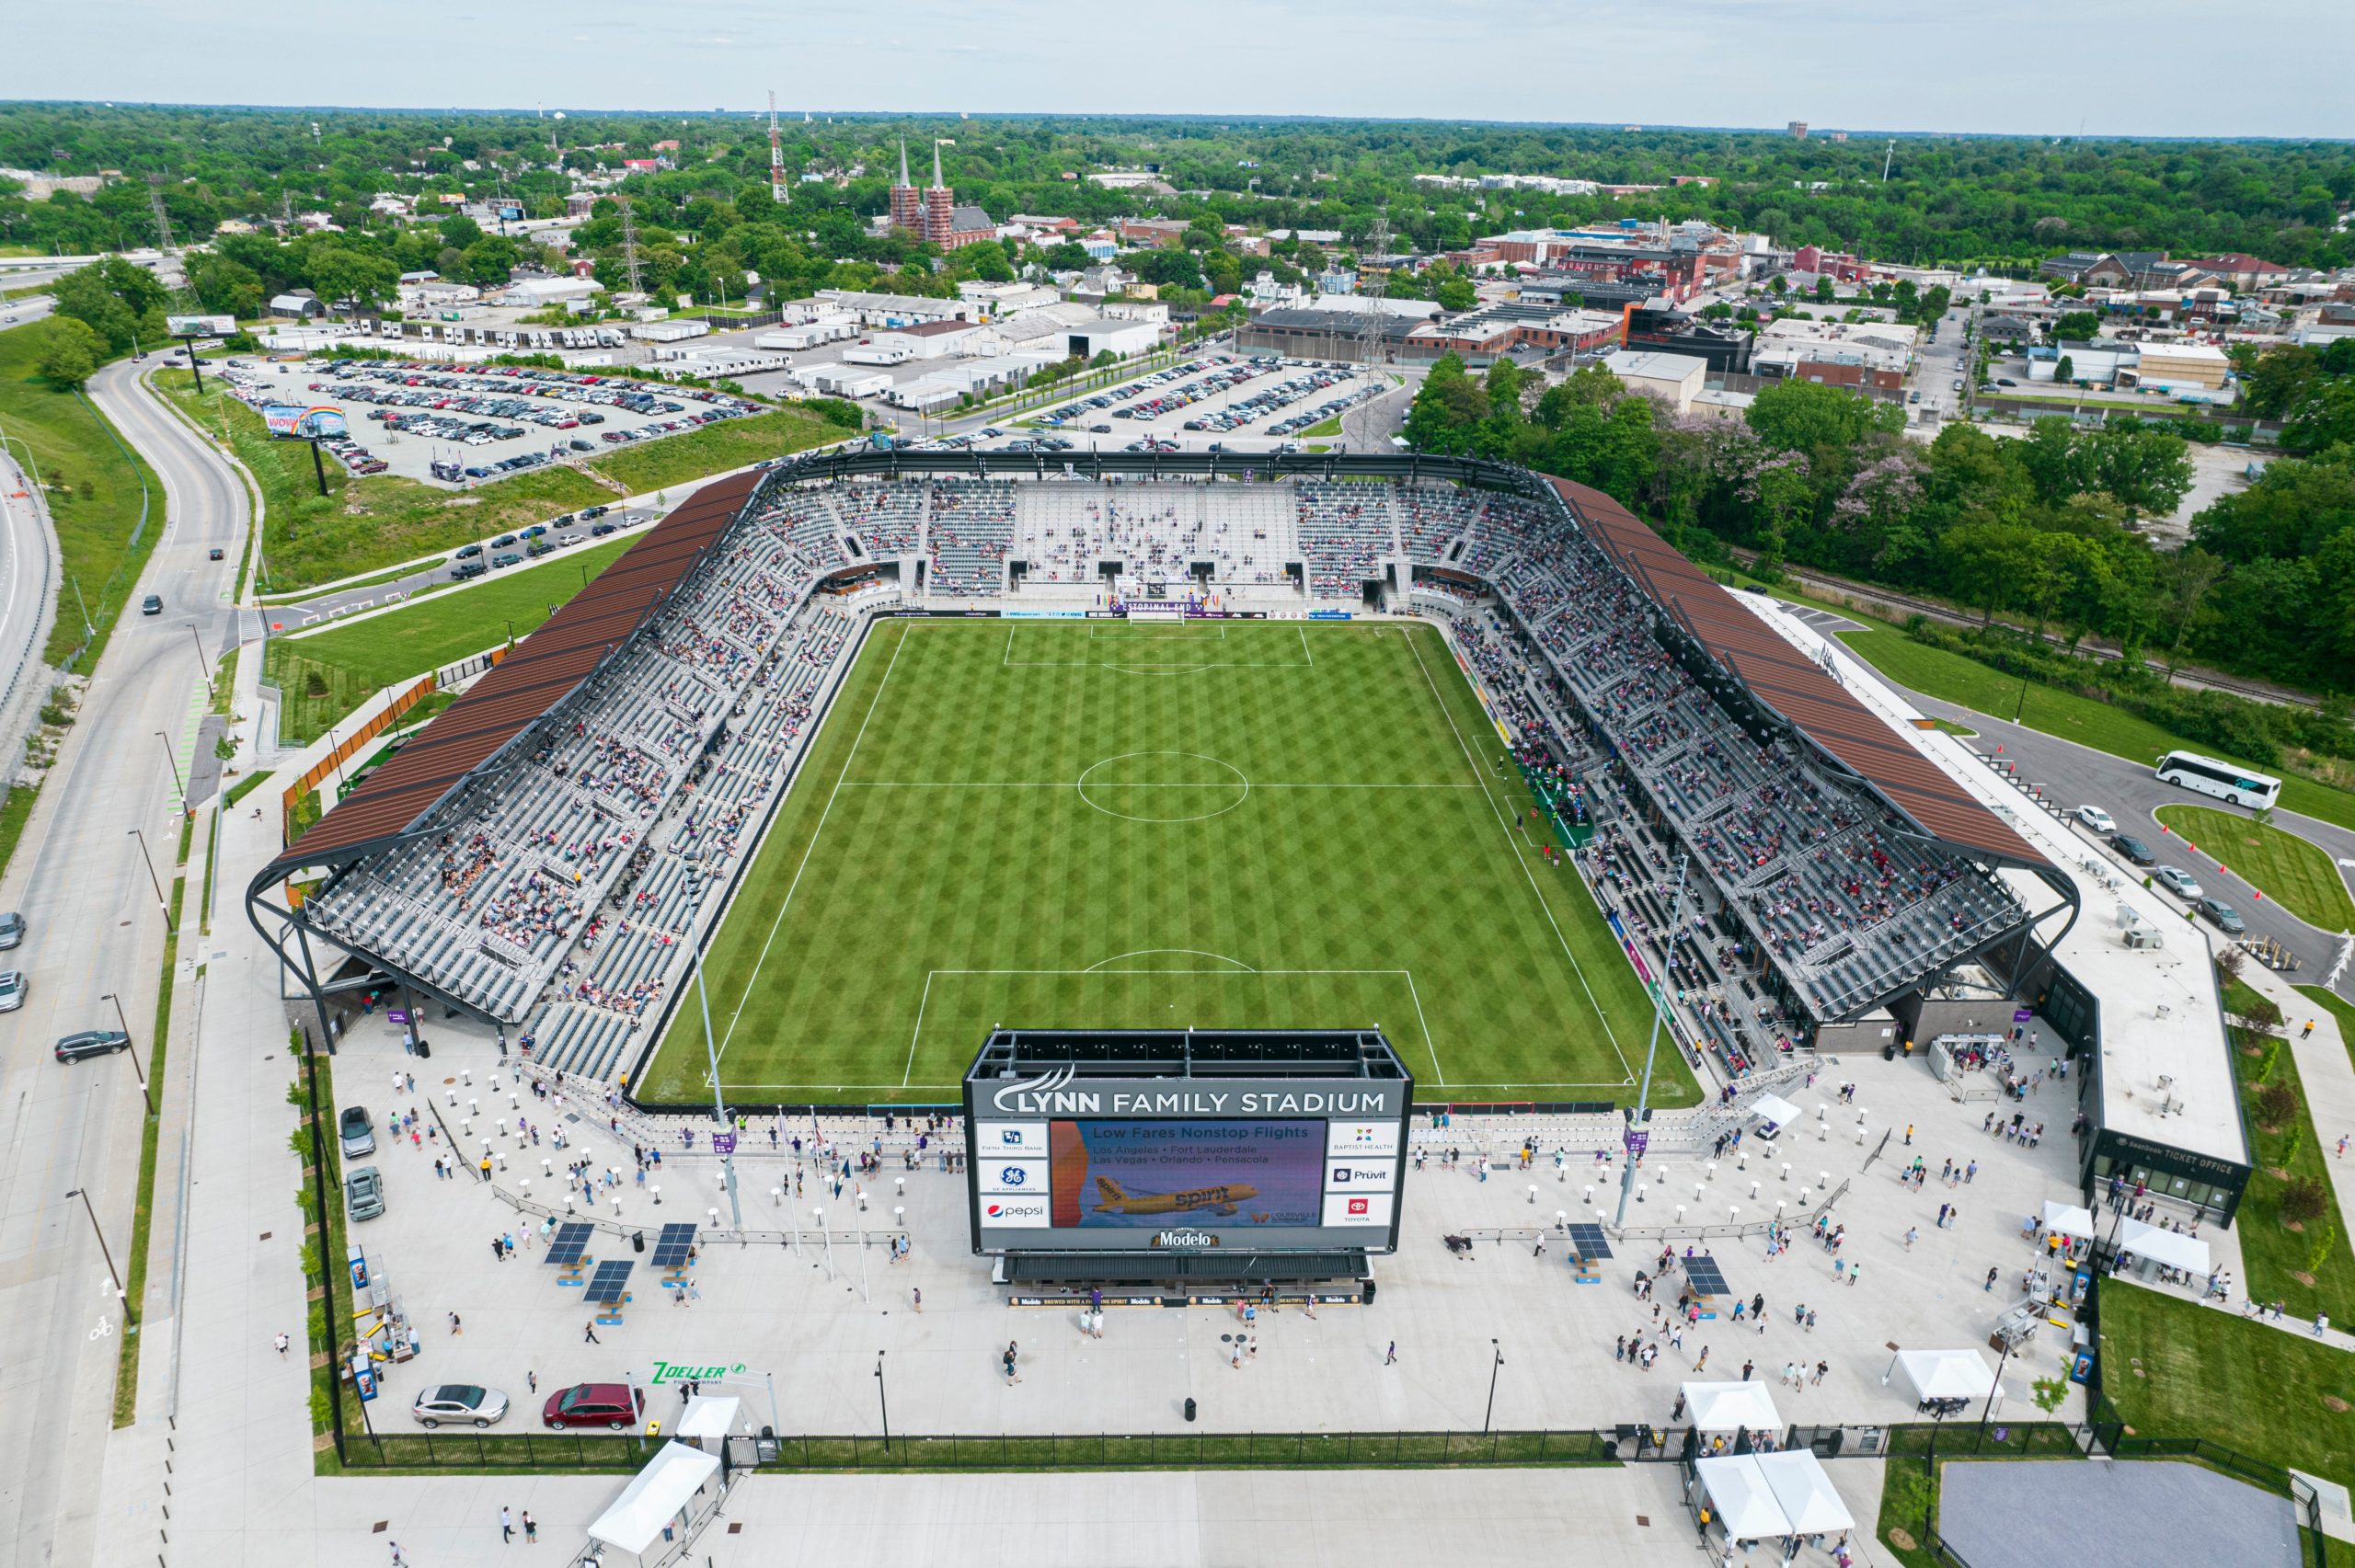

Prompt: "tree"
[2283,380,2355,456]
[1402,352,1487,455]
[2055,355,2074,383]
[2156,547,2225,675]
[2051,310,2103,345]
[1746,379,1878,455]
[1435,275,1476,311]
[2280,1174,2329,1228]
[2084,418,2193,519]
[35,316,102,390]
[2241,344,2321,419]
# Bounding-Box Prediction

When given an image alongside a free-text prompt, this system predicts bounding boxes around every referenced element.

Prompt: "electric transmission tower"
[617,196,645,297]
[146,174,177,255]
[767,90,788,206]
[1358,208,1392,369]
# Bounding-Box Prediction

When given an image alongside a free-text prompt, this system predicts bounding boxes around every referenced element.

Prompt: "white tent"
[1751,1092,1803,1127]
[1755,1449,1855,1535]
[2042,1200,2096,1236]
[675,1395,741,1439]
[1891,1348,2004,1403]
[1683,1380,1783,1434]
[586,1441,721,1559]
[1694,1454,1792,1539]
[2119,1218,2211,1275]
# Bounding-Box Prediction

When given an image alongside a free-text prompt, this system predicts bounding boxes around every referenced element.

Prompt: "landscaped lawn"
[1836,625,2355,833]
[2097,1280,2355,1483]
[2154,805,2355,935]
[157,375,613,592]
[265,535,633,742]
[0,320,163,667]
[2223,999,2355,1327]
[584,406,846,495]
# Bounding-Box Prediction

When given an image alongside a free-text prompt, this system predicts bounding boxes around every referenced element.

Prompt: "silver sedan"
[410,1384,510,1428]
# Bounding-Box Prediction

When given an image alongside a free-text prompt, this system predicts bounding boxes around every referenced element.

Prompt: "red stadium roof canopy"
[263,469,764,878]
[1545,475,2042,869]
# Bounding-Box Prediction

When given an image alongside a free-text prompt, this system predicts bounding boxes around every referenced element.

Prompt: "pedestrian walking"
[1965,1160,1978,1184]
[501,1505,514,1543]
[1985,1266,1999,1292]
[913,1287,923,1313]
[274,1332,290,1358]
[389,1544,405,1566]
[448,1311,463,1335]
[1905,1227,1918,1251]
[1004,1341,1022,1385]
[523,1512,536,1545]
[2304,1020,2316,1039]
[584,1322,600,1345]
[1848,1263,1860,1288]
[2315,1313,2330,1338]
[1694,1345,1710,1373]
[1904,1124,1913,1146]
[527,1369,537,1394]
[1384,1340,1397,1365]
[1740,1358,1754,1382]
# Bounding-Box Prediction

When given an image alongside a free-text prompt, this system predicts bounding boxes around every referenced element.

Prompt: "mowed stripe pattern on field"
[649,620,1675,1104]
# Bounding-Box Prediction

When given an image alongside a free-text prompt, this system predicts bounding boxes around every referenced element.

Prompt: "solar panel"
[544,1222,594,1267]
[651,1222,697,1268]
[585,1259,634,1304]
[1684,1255,1730,1297]
[1568,1223,1614,1260]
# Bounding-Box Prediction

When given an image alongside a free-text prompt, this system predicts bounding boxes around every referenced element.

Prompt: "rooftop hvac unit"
[2124,926,2165,950]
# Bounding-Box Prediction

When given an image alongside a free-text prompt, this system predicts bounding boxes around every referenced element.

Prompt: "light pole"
[127,829,176,935]
[875,1350,890,1452]
[99,991,155,1116]
[693,938,741,1228]
[153,731,186,802]
[1615,854,1688,1228]
[187,625,215,700]
[65,1187,127,1303]
[1483,1339,1504,1435]
[1976,1333,2017,1439]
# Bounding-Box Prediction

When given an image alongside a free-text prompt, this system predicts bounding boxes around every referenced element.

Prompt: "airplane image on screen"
[1093,1176,1258,1218]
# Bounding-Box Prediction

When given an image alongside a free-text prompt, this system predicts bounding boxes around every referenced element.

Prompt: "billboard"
[263,404,350,439]
[167,314,237,338]
[963,1032,1413,1258]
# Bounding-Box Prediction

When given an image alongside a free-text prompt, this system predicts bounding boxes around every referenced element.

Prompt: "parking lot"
[204,356,769,489]
[977,355,1382,454]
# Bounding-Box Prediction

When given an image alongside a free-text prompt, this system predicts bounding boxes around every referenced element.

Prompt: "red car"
[543,1382,644,1430]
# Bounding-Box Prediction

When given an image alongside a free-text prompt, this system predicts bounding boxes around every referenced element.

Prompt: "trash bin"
[1184,1397,1197,1423]
[632,1230,646,1253]
[1883,1041,1897,1061]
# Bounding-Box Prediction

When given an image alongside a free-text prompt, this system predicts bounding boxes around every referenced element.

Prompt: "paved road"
[0,292,54,329]
[0,357,243,1567]
[1871,669,2355,1002]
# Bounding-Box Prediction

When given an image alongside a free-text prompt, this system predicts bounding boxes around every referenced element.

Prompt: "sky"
[24,0,2355,140]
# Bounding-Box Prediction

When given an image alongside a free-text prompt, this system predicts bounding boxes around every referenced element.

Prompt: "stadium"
[247,450,2074,1116]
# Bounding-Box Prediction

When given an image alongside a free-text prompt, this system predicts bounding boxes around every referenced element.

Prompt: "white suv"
[2075,805,2117,834]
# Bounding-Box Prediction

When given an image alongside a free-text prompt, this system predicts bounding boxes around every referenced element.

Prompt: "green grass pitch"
[638,617,1695,1108]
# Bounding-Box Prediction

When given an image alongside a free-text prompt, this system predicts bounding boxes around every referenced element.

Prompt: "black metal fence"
[337,1426,1622,1473]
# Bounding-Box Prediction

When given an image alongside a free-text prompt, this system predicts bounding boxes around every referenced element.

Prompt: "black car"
[208,548,225,561]
[142,594,163,615]
[2110,833,2157,866]
[56,1029,132,1064]
[450,562,486,581]
[454,544,483,558]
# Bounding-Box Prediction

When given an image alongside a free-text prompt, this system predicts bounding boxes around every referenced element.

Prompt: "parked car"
[2109,833,2156,866]
[2153,865,2203,900]
[339,1105,375,1158]
[0,910,25,949]
[142,594,163,615]
[345,1166,386,1222]
[542,1382,644,1431]
[492,533,518,548]
[2195,896,2246,935]
[55,1028,132,1063]
[491,553,521,569]
[0,971,25,1012]
[450,562,486,582]
[454,544,483,558]
[2074,805,2116,834]
[412,1384,510,1429]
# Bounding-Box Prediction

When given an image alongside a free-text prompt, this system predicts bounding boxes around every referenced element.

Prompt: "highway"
[0,356,244,1568]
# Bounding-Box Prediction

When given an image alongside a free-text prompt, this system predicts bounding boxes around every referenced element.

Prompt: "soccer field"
[638,617,1693,1108]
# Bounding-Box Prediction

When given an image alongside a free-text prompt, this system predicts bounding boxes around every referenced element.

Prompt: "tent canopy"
[2120,1218,2210,1275]
[586,1441,720,1556]
[1755,1450,1855,1535]
[1893,1348,2003,1402]
[676,1395,741,1438]
[2042,1200,2096,1236]
[1751,1092,1803,1127]
[1694,1454,1792,1539]
[1683,1379,1783,1434]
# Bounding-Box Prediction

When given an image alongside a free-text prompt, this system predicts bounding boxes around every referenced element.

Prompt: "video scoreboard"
[962,1029,1413,1258]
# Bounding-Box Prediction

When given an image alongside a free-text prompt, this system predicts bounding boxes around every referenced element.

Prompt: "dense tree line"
[2,105,2348,278]
[1405,359,2355,702]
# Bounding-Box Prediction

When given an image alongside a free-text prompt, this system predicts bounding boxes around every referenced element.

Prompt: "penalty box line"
[902,967,1448,1088]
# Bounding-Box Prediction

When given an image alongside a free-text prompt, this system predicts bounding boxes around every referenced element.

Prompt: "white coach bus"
[2154,750,2281,811]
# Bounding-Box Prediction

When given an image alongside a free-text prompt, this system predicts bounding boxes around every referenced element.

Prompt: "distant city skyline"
[21,0,2355,141]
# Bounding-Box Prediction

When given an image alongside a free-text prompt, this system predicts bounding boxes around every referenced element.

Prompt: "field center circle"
[1075,751,1250,823]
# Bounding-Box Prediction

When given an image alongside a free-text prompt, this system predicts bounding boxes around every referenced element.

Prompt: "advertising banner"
[1046,1118,1324,1230]
[301,406,350,439]
[975,1158,1049,1196]
[167,314,237,338]
[1321,1191,1395,1228]
[972,1120,1050,1154]
[980,1196,1051,1228]
[1324,1119,1402,1159]
[262,404,306,437]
